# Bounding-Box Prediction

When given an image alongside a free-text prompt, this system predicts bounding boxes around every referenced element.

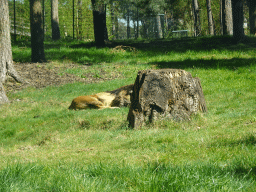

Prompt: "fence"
[8,0,199,41]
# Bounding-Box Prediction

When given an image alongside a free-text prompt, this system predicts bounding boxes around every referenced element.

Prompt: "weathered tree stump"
[127,69,207,128]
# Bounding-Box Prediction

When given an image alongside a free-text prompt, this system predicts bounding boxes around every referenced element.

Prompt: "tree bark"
[77,0,83,40]
[232,0,244,41]
[51,0,60,40]
[30,0,46,62]
[192,0,202,37]
[206,0,215,35]
[221,0,233,35]
[247,0,256,35]
[127,7,130,39]
[156,14,163,38]
[91,0,108,46]
[110,3,116,39]
[127,69,207,128]
[0,0,26,104]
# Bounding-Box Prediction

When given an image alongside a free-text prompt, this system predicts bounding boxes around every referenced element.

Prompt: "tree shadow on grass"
[108,35,256,53]
[12,36,256,65]
[209,133,256,148]
[57,36,256,66]
[152,57,256,70]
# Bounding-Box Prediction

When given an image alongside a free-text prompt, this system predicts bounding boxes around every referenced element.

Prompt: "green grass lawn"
[1,36,256,191]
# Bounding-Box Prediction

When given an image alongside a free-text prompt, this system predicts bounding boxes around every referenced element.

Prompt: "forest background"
[8,0,252,42]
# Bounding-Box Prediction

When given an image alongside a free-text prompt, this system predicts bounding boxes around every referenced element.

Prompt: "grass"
[1,36,256,191]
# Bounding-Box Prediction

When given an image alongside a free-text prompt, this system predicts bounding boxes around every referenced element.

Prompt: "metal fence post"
[73,0,75,39]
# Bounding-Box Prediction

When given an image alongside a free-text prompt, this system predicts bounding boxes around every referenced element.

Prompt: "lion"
[68,84,133,110]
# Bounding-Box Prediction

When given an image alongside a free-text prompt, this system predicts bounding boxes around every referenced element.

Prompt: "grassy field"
[1,36,256,191]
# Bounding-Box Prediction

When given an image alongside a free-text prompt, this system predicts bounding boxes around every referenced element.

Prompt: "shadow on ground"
[152,58,256,70]
[12,36,256,66]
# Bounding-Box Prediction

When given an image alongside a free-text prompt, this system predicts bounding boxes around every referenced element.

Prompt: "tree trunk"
[192,0,202,37]
[127,69,207,128]
[91,0,108,46]
[206,0,215,35]
[30,0,46,62]
[247,0,256,35]
[221,0,233,35]
[110,3,115,39]
[136,7,139,39]
[127,7,130,39]
[232,0,244,41]
[133,20,136,38]
[115,15,119,39]
[104,4,108,41]
[0,0,26,104]
[156,14,163,38]
[77,0,83,40]
[51,0,60,40]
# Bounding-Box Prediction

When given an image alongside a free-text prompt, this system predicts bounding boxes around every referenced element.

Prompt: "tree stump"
[127,69,207,128]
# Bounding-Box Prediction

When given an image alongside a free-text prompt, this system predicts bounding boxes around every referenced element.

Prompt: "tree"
[206,0,215,35]
[51,0,61,40]
[192,0,201,36]
[110,2,119,39]
[91,0,108,46]
[127,7,131,39]
[30,0,46,62]
[0,0,26,104]
[247,0,256,35]
[231,0,244,41]
[220,0,233,35]
[156,14,163,38]
[77,0,84,40]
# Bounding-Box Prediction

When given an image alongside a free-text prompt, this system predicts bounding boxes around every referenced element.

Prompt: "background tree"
[51,0,60,40]
[221,0,233,35]
[206,0,215,35]
[91,0,108,46]
[0,0,26,104]
[232,0,244,41]
[247,0,256,35]
[110,1,120,39]
[30,0,46,62]
[192,0,201,36]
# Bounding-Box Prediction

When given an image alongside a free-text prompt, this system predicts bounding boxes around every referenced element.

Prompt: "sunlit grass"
[2,36,256,190]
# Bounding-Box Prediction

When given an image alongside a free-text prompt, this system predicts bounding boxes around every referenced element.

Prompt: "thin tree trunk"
[220,0,223,34]
[221,0,233,35]
[248,0,256,35]
[156,14,163,38]
[30,0,46,62]
[232,0,244,41]
[77,0,83,40]
[110,3,115,39]
[127,7,130,39]
[0,0,26,104]
[115,15,119,39]
[192,0,201,37]
[51,0,60,40]
[104,5,108,41]
[133,20,136,39]
[206,0,215,35]
[136,7,139,39]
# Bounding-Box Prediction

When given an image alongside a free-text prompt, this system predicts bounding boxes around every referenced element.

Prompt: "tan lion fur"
[68,84,133,110]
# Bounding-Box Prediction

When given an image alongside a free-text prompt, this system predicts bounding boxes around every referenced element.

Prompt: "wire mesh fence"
[8,0,196,41]
[9,0,249,41]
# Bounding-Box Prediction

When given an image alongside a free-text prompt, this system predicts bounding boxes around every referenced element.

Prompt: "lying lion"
[68,84,133,110]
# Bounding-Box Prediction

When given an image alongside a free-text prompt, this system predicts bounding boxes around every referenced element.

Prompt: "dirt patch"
[4,62,123,93]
